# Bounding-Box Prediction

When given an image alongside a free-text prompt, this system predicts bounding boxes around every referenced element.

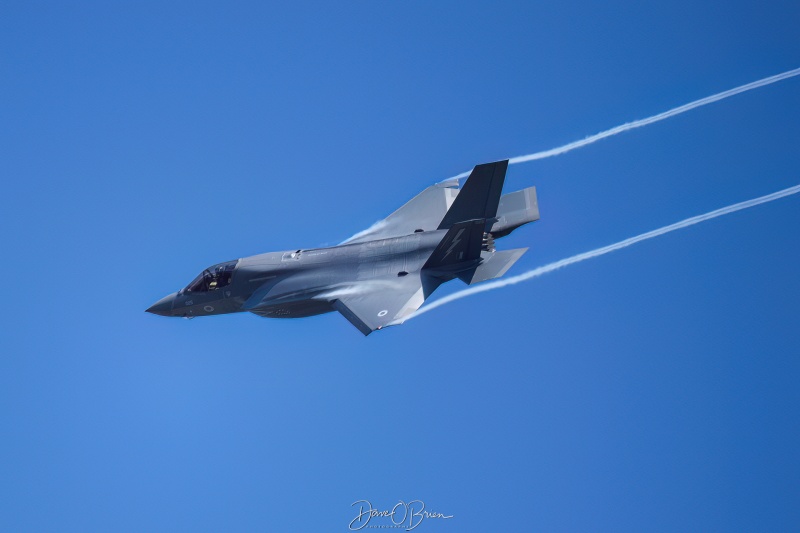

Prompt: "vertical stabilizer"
[437,160,508,229]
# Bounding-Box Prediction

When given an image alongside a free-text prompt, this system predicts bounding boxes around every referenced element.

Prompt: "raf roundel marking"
[204,305,214,312]
[377,310,388,317]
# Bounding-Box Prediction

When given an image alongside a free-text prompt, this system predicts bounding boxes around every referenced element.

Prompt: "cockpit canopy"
[185,260,238,293]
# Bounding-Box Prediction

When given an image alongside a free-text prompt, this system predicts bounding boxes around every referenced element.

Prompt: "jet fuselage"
[147,160,540,334]
[147,231,445,320]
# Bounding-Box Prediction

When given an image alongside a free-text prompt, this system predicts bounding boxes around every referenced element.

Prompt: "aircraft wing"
[328,273,438,335]
[342,180,459,244]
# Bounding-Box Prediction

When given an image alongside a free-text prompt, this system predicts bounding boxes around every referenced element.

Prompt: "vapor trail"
[407,183,800,320]
[451,67,800,179]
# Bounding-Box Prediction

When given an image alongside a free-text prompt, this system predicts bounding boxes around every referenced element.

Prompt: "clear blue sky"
[2,1,799,531]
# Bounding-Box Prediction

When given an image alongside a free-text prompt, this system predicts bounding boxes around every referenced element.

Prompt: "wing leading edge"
[342,180,459,244]
[329,273,441,335]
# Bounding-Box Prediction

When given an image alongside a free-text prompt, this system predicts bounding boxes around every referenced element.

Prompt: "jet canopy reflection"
[184,260,238,293]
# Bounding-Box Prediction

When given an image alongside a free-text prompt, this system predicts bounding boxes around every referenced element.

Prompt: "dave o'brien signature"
[349,499,453,531]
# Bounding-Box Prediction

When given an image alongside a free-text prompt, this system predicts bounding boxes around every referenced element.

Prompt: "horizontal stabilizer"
[457,248,528,285]
[491,187,540,238]
[438,160,508,229]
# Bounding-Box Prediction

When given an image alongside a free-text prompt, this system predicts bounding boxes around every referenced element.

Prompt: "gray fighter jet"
[146,160,539,335]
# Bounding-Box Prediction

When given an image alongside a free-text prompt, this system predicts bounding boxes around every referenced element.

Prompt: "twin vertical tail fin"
[436,160,508,230]
[424,160,510,274]
[423,219,486,270]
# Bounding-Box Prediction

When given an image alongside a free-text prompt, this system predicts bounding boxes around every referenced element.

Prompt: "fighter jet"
[146,160,539,335]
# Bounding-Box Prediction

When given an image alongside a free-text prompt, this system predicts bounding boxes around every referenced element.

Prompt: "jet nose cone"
[146,292,177,316]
